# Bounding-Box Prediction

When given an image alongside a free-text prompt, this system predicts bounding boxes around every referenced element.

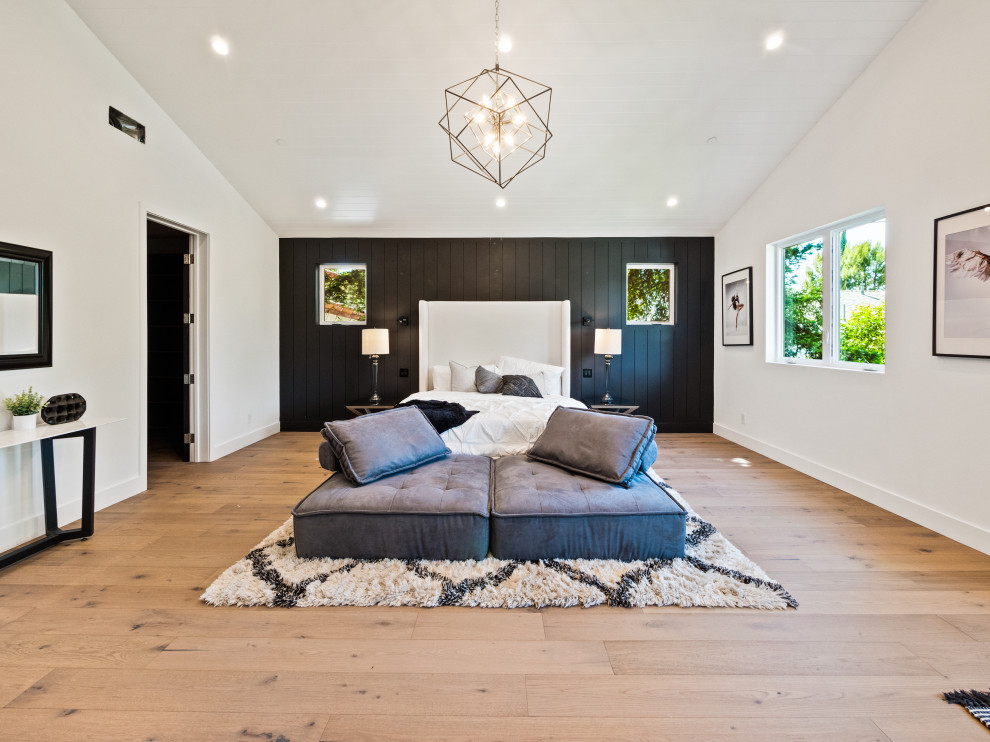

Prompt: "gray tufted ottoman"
[489,455,686,561]
[293,454,493,561]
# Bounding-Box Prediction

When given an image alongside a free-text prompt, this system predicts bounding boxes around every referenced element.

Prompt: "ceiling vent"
[108,106,145,143]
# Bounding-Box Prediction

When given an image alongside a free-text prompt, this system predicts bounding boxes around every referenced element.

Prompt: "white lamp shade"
[594,328,622,355]
[361,328,389,355]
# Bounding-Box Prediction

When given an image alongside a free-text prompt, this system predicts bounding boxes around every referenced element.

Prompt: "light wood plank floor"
[2,433,989,741]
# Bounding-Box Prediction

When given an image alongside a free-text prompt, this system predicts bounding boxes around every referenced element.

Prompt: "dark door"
[147,220,192,462]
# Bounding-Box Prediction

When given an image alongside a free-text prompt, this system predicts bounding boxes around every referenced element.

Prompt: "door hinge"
[183,313,194,324]
[183,433,195,444]
[183,253,194,265]
[183,373,195,385]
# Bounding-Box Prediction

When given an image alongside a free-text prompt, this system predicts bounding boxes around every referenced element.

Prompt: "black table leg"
[0,427,99,570]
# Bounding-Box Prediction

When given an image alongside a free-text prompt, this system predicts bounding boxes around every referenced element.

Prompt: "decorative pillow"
[475,366,503,394]
[639,439,658,473]
[317,433,340,471]
[501,374,542,398]
[528,407,657,487]
[322,407,450,485]
[431,365,452,391]
[449,361,478,392]
[497,356,565,396]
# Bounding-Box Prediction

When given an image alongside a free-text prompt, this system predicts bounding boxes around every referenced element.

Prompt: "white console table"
[0,417,122,570]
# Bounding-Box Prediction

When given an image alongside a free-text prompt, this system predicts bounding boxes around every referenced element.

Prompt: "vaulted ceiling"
[67,0,924,238]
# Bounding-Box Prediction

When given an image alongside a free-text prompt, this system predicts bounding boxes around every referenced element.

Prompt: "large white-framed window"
[768,208,886,371]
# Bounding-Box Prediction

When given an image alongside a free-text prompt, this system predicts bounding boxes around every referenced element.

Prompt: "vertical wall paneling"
[280,237,713,431]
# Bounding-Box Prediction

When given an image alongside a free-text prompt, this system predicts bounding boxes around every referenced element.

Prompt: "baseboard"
[713,423,990,556]
[0,475,142,554]
[209,422,280,461]
[279,420,323,433]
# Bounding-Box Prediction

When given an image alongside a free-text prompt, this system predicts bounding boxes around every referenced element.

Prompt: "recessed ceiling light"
[211,35,230,55]
[496,198,506,208]
[666,196,678,208]
[707,136,719,145]
[498,36,512,53]
[275,138,287,146]
[315,198,327,209]
[765,32,783,51]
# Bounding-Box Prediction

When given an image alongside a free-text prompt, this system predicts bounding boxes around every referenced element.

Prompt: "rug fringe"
[944,689,990,708]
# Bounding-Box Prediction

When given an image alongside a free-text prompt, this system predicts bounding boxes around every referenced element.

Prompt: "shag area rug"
[944,689,990,730]
[202,480,798,610]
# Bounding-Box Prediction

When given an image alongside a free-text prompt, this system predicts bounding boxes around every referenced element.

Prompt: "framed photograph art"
[317,263,367,325]
[722,267,753,346]
[934,203,990,358]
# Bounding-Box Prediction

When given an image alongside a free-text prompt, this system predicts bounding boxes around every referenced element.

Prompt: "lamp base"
[369,392,381,404]
[600,392,614,405]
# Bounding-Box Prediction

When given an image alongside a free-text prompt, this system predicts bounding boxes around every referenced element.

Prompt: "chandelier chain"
[494,0,500,69]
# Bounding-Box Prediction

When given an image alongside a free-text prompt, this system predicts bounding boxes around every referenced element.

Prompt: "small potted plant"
[3,387,45,431]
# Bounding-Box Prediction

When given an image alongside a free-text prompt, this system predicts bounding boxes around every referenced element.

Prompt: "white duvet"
[400,391,586,457]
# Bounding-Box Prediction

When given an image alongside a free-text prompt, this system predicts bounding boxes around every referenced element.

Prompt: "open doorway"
[146,220,192,463]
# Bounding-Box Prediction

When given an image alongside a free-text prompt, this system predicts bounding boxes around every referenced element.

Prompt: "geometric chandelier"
[438,0,552,188]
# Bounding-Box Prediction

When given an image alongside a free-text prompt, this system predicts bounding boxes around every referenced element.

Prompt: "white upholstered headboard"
[418,300,571,396]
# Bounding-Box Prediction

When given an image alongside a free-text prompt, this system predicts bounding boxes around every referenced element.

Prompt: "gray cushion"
[449,361,478,392]
[528,406,656,487]
[318,439,339,471]
[475,366,503,394]
[490,456,686,561]
[501,374,542,398]
[293,454,492,560]
[639,439,658,473]
[323,406,449,485]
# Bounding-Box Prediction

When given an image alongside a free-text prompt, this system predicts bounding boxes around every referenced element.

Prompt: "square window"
[769,210,885,370]
[626,263,675,325]
[317,263,367,325]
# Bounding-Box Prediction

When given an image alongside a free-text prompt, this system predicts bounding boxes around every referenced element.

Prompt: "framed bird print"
[722,267,753,346]
[934,202,990,358]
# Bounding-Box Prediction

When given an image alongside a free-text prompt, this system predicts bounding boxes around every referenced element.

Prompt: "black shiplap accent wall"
[279,238,713,432]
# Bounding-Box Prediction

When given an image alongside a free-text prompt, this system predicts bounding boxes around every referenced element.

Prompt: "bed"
[402,300,586,456]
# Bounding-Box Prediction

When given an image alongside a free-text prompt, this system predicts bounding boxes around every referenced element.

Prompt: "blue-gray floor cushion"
[490,455,687,561]
[293,454,492,561]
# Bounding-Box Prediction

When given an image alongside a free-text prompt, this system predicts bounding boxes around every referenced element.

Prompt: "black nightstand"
[345,401,396,416]
[587,401,640,415]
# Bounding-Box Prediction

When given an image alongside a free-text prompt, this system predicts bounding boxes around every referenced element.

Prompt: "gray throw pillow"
[528,407,657,487]
[475,366,503,394]
[323,407,450,485]
[501,374,542,398]
[639,439,659,473]
[318,429,341,471]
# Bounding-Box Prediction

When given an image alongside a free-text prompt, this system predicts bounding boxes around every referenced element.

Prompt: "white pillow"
[497,356,565,396]
[449,361,478,392]
[447,361,500,393]
[431,365,451,391]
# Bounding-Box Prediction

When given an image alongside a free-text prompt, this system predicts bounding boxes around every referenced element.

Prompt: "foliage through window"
[318,263,367,325]
[626,263,675,325]
[772,210,885,369]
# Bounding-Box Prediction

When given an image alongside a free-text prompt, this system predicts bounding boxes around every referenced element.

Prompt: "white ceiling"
[67,0,924,238]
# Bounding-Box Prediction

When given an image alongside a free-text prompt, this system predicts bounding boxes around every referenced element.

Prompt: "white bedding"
[400,391,586,457]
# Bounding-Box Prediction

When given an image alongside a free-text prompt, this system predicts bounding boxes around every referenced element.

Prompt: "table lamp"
[594,328,622,404]
[361,328,389,404]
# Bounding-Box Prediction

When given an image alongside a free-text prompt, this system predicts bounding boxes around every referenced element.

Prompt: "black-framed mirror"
[0,240,52,370]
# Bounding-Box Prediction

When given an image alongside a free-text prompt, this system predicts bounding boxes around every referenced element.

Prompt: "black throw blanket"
[395,400,479,434]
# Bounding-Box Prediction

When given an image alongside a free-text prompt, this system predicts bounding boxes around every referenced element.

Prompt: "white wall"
[0,0,280,552]
[714,0,990,554]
